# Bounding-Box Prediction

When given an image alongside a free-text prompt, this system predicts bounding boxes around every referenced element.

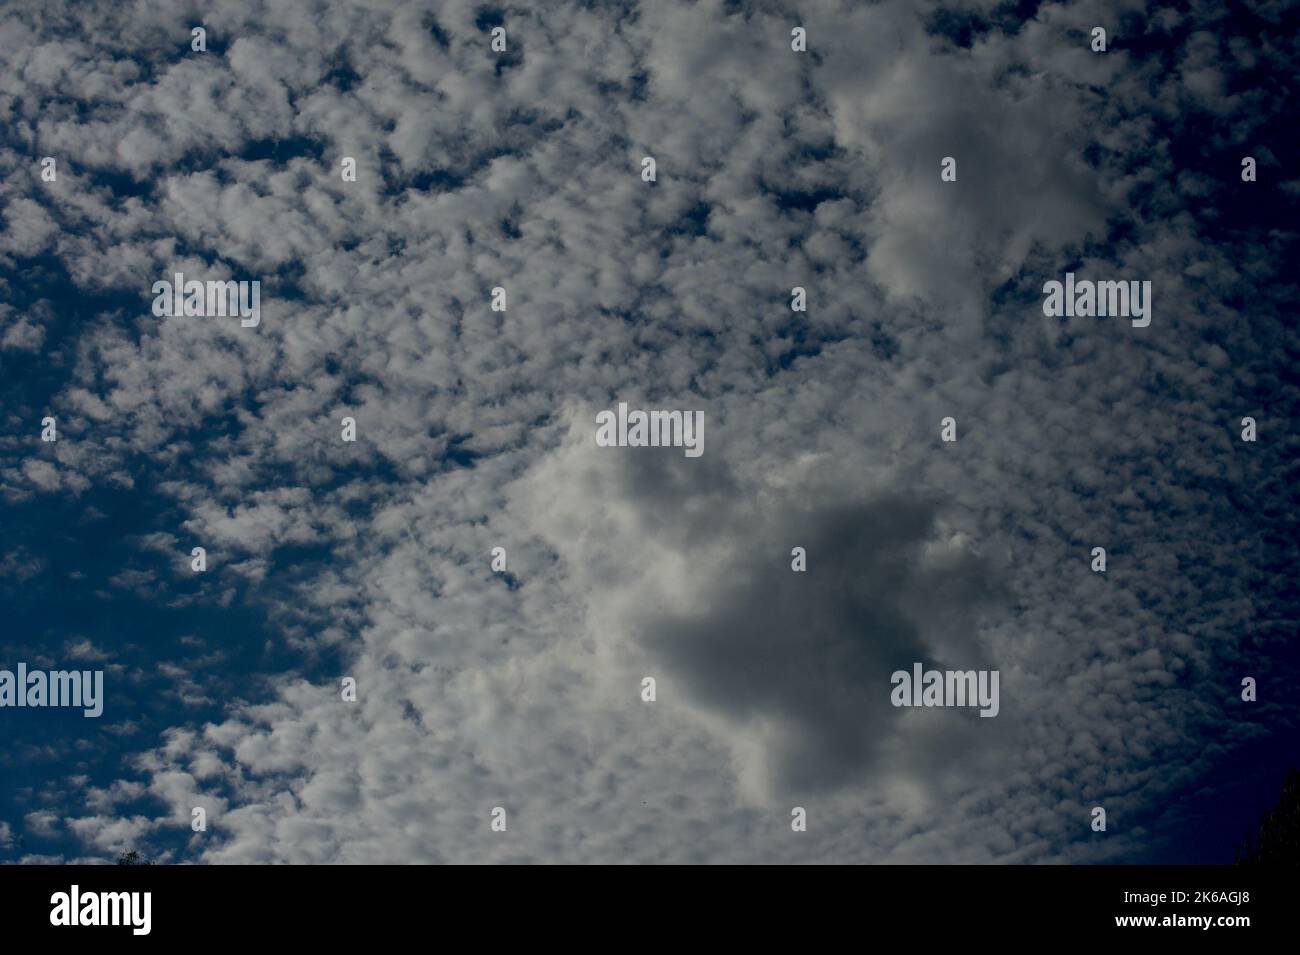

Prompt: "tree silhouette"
[1235,767,1300,864]
[115,849,153,865]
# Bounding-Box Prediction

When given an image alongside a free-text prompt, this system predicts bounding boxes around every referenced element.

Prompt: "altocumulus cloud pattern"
[0,0,1296,866]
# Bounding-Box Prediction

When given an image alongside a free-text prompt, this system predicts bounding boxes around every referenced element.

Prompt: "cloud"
[514,419,1013,799]
[1,0,1295,865]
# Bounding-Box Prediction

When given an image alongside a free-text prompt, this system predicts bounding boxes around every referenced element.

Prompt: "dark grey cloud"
[624,459,1006,793]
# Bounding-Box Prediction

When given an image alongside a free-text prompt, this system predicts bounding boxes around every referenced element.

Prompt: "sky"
[0,0,1297,864]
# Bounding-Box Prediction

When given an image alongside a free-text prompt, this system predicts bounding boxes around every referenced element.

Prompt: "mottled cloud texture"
[0,0,1296,863]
